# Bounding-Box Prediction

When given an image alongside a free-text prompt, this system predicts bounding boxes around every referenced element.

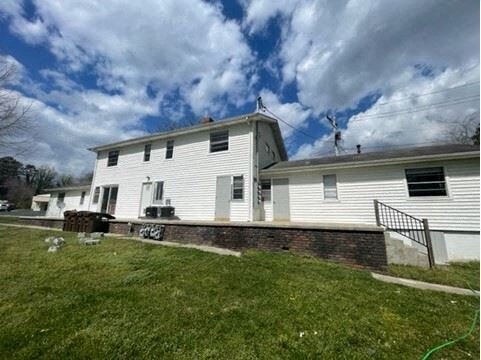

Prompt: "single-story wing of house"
[43,184,91,218]
[31,194,50,212]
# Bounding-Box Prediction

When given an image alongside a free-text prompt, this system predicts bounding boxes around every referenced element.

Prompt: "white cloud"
[244,0,480,113]
[292,65,480,159]
[258,89,311,141]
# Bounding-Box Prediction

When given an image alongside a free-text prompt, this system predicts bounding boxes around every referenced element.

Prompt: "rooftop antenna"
[326,114,341,156]
[256,96,265,112]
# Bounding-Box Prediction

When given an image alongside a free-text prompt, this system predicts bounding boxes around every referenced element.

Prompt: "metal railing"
[374,200,435,268]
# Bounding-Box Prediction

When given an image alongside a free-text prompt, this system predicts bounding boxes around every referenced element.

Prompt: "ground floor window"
[57,192,65,205]
[80,191,86,205]
[154,181,164,203]
[323,174,338,199]
[261,179,271,201]
[101,186,118,214]
[405,167,447,197]
[232,175,244,200]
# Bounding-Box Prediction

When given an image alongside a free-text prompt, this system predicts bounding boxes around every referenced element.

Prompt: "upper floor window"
[405,167,447,197]
[93,187,100,204]
[107,150,119,166]
[323,174,338,199]
[166,140,174,159]
[144,144,152,162]
[210,130,229,153]
[232,175,244,200]
[80,191,86,205]
[57,192,65,205]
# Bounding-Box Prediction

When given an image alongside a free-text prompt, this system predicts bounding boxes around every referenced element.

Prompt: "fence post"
[422,218,435,268]
[373,200,381,226]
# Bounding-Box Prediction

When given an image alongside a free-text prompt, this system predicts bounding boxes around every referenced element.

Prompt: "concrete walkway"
[0,223,241,257]
[133,237,242,257]
[371,272,479,296]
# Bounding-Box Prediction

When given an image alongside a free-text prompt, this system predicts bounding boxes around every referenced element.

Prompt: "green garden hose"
[421,282,479,360]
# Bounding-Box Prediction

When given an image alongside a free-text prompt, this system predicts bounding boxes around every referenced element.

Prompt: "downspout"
[87,151,100,212]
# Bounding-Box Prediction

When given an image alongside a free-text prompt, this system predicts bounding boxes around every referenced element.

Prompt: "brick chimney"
[200,117,214,124]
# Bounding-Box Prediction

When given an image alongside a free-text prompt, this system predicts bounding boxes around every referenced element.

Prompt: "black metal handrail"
[374,199,435,267]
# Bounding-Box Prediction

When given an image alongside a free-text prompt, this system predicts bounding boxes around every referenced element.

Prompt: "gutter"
[88,112,279,152]
[260,151,480,176]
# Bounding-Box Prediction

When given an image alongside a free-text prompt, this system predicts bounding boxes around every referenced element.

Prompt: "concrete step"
[385,232,429,267]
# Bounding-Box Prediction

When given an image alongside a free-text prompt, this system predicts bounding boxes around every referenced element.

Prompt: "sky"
[0,0,479,175]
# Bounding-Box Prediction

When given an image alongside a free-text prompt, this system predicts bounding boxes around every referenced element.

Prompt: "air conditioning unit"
[159,206,175,218]
[145,206,158,218]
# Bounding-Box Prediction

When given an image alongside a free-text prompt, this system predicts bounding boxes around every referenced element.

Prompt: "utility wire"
[374,81,480,107]
[260,107,319,141]
[350,95,479,122]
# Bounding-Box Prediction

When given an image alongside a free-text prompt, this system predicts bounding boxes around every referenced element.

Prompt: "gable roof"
[262,144,479,174]
[88,112,288,160]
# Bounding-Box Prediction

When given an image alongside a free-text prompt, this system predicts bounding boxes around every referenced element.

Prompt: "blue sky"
[0,0,479,175]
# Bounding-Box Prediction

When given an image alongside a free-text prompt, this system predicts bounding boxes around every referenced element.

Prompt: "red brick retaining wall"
[110,221,387,270]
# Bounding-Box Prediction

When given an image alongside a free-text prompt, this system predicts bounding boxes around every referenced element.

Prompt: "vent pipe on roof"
[357,144,361,154]
[200,117,214,124]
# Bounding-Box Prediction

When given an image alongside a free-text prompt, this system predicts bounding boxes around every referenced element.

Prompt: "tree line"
[0,156,92,208]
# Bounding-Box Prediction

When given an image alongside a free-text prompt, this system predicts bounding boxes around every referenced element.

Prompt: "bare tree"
[0,61,31,154]
[33,166,57,194]
[448,113,480,145]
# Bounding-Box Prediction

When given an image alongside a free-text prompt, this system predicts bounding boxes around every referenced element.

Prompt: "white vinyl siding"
[46,189,91,218]
[269,158,479,232]
[90,123,252,221]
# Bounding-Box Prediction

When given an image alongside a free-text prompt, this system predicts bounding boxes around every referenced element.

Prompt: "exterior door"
[215,176,231,221]
[273,178,290,221]
[101,186,118,215]
[139,182,152,217]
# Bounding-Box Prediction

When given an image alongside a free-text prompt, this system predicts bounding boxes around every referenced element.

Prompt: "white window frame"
[404,166,449,199]
[232,175,244,201]
[80,191,86,205]
[210,130,229,153]
[143,144,152,162]
[261,179,271,202]
[323,174,338,200]
[92,187,100,204]
[107,150,119,167]
[153,181,164,204]
[166,140,174,159]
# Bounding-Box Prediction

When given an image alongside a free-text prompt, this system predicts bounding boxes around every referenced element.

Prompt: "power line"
[350,95,479,122]
[260,107,319,141]
[374,81,480,107]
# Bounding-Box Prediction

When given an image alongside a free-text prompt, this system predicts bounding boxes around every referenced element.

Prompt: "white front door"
[139,182,153,217]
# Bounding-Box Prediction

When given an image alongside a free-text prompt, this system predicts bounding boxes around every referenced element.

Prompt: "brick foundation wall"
[109,221,387,270]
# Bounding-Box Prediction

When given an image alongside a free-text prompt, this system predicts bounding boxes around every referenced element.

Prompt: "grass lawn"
[0,215,20,224]
[0,226,479,359]
[388,263,480,291]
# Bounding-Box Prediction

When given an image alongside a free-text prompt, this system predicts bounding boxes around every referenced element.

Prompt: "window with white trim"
[144,144,151,162]
[80,191,86,205]
[107,150,119,166]
[405,167,447,197]
[232,175,244,200]
[153,181,164,203]
[323,174,338,199]
[93,187,100,204]
[166,140,174,159]
[210,130,229,152]
[57,192,65,205]
[261,179,271,201]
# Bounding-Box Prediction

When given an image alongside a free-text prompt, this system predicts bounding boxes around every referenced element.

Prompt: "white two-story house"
[87,113,286,222]
[44,111,479,262]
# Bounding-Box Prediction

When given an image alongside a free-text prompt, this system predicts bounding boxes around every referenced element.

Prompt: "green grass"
[0,215,20,223]
[0,226,479,359]
[388,263,480,291]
